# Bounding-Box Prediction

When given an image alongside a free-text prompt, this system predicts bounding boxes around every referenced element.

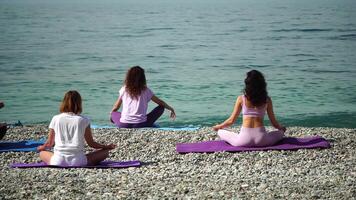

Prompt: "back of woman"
[38,90,116,167]
[241,95,266,128]
[50,113,89,154]
[111,66,176,128]
[213,70,286,147]
[119,86,153,123]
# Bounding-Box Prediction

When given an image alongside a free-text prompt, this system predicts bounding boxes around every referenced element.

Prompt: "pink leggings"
[218,127,284,147]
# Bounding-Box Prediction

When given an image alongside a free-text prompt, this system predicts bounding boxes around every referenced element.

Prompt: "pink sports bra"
[242,95,266,118]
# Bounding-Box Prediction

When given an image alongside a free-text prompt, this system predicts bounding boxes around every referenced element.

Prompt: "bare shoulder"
[237,95,243,103]
[234,95,243,107]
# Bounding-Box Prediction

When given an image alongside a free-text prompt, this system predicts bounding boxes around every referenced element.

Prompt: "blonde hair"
[59,90,82,114]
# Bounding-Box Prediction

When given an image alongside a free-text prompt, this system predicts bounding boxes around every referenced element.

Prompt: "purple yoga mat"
[176,136,330,153]
[111,111,120,125]
[11,160,141,169]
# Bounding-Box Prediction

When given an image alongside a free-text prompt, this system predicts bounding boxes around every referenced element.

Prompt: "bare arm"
[37,129,55,151]
[111,98,122,113]
[110,97,122,121]
[151,95,176,119]
[213,96,242,131]
[266,97,286,132]
[84,126,116,149]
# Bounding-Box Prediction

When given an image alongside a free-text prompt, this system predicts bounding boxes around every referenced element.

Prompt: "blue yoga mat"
[11,160,141,169]
[92,124,199,131]
[157,127,200,131]
[91,124,116,129]
[0,140,45,152]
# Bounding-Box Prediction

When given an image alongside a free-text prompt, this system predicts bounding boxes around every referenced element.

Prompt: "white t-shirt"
[49,113,90,155]
[119,86,154,123]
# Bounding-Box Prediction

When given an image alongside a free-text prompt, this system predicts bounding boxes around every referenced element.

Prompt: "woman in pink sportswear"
[213,70,286,147]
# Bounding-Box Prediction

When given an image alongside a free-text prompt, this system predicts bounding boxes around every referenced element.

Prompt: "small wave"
[327,34,356,41]
[221,64,246,69]
[193,58,204,62]
[117,34,134,38]
[265,36,288,40]
[300,69,351,74]
[158,44,177,49]
[336,28,356,32]
[144,27,174,31]
[193,44,209,48]
[78,29,96,33]
[30,66,46,70]
[117,33,153,38]
[297,58,320,62]
[288,53,315,57]
[76,56,103,61]
[272,28,333,32]
[91,68,110,73]
[248,64,271,68]
[146,11,159,15]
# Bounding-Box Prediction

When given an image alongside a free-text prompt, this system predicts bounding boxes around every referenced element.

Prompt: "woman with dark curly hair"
[110,66,176,128]
[213,70,286,147]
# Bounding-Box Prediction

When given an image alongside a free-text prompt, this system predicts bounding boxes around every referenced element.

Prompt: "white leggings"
[218,127,284,147]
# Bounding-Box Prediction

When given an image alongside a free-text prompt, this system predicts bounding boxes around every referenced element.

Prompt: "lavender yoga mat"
[11,160,141,169]
[176,136,330,153]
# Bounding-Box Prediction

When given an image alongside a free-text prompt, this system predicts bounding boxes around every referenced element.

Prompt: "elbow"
[225,119,234,126]
[157,100,165,107]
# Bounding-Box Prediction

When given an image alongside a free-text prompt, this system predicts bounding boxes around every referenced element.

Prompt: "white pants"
[50,152,87,166]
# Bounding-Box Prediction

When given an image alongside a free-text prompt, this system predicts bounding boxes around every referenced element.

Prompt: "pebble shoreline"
[0,125,355,199]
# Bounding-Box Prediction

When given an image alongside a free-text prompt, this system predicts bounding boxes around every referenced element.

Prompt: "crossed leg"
[86,149,110,166]
[39,151,54,165]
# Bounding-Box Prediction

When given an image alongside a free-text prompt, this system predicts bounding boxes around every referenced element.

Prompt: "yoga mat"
[92,124,199,131]
[0,140,44,152]
[176,136,330,153]
[111,111,120,125]
[91,124,116,129]
[157,127,200,131]
[11,160,141,169]
[111,111,199,130]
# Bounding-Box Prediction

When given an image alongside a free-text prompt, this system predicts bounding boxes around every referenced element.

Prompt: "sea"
[1,0,356,128]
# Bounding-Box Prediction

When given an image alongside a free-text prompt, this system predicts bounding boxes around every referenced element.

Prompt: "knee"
[102,150,110,158]
[39,151,46,157]
[217,130,226,138]
[157,106,165,114]
[275,130,285,139]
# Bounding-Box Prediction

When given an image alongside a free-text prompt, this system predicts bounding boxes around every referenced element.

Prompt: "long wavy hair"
[60,90,82,114]
[124,66,147,99]
[243,70,268,107]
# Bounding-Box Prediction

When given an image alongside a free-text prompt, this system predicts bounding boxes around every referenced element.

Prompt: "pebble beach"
[0,125,355,199]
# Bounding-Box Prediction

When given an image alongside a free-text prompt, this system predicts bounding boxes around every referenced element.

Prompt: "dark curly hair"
[124,66,147,99]
[243,70,268,107]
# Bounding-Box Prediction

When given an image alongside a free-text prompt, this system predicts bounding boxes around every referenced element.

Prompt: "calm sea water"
[1,0,356,128]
